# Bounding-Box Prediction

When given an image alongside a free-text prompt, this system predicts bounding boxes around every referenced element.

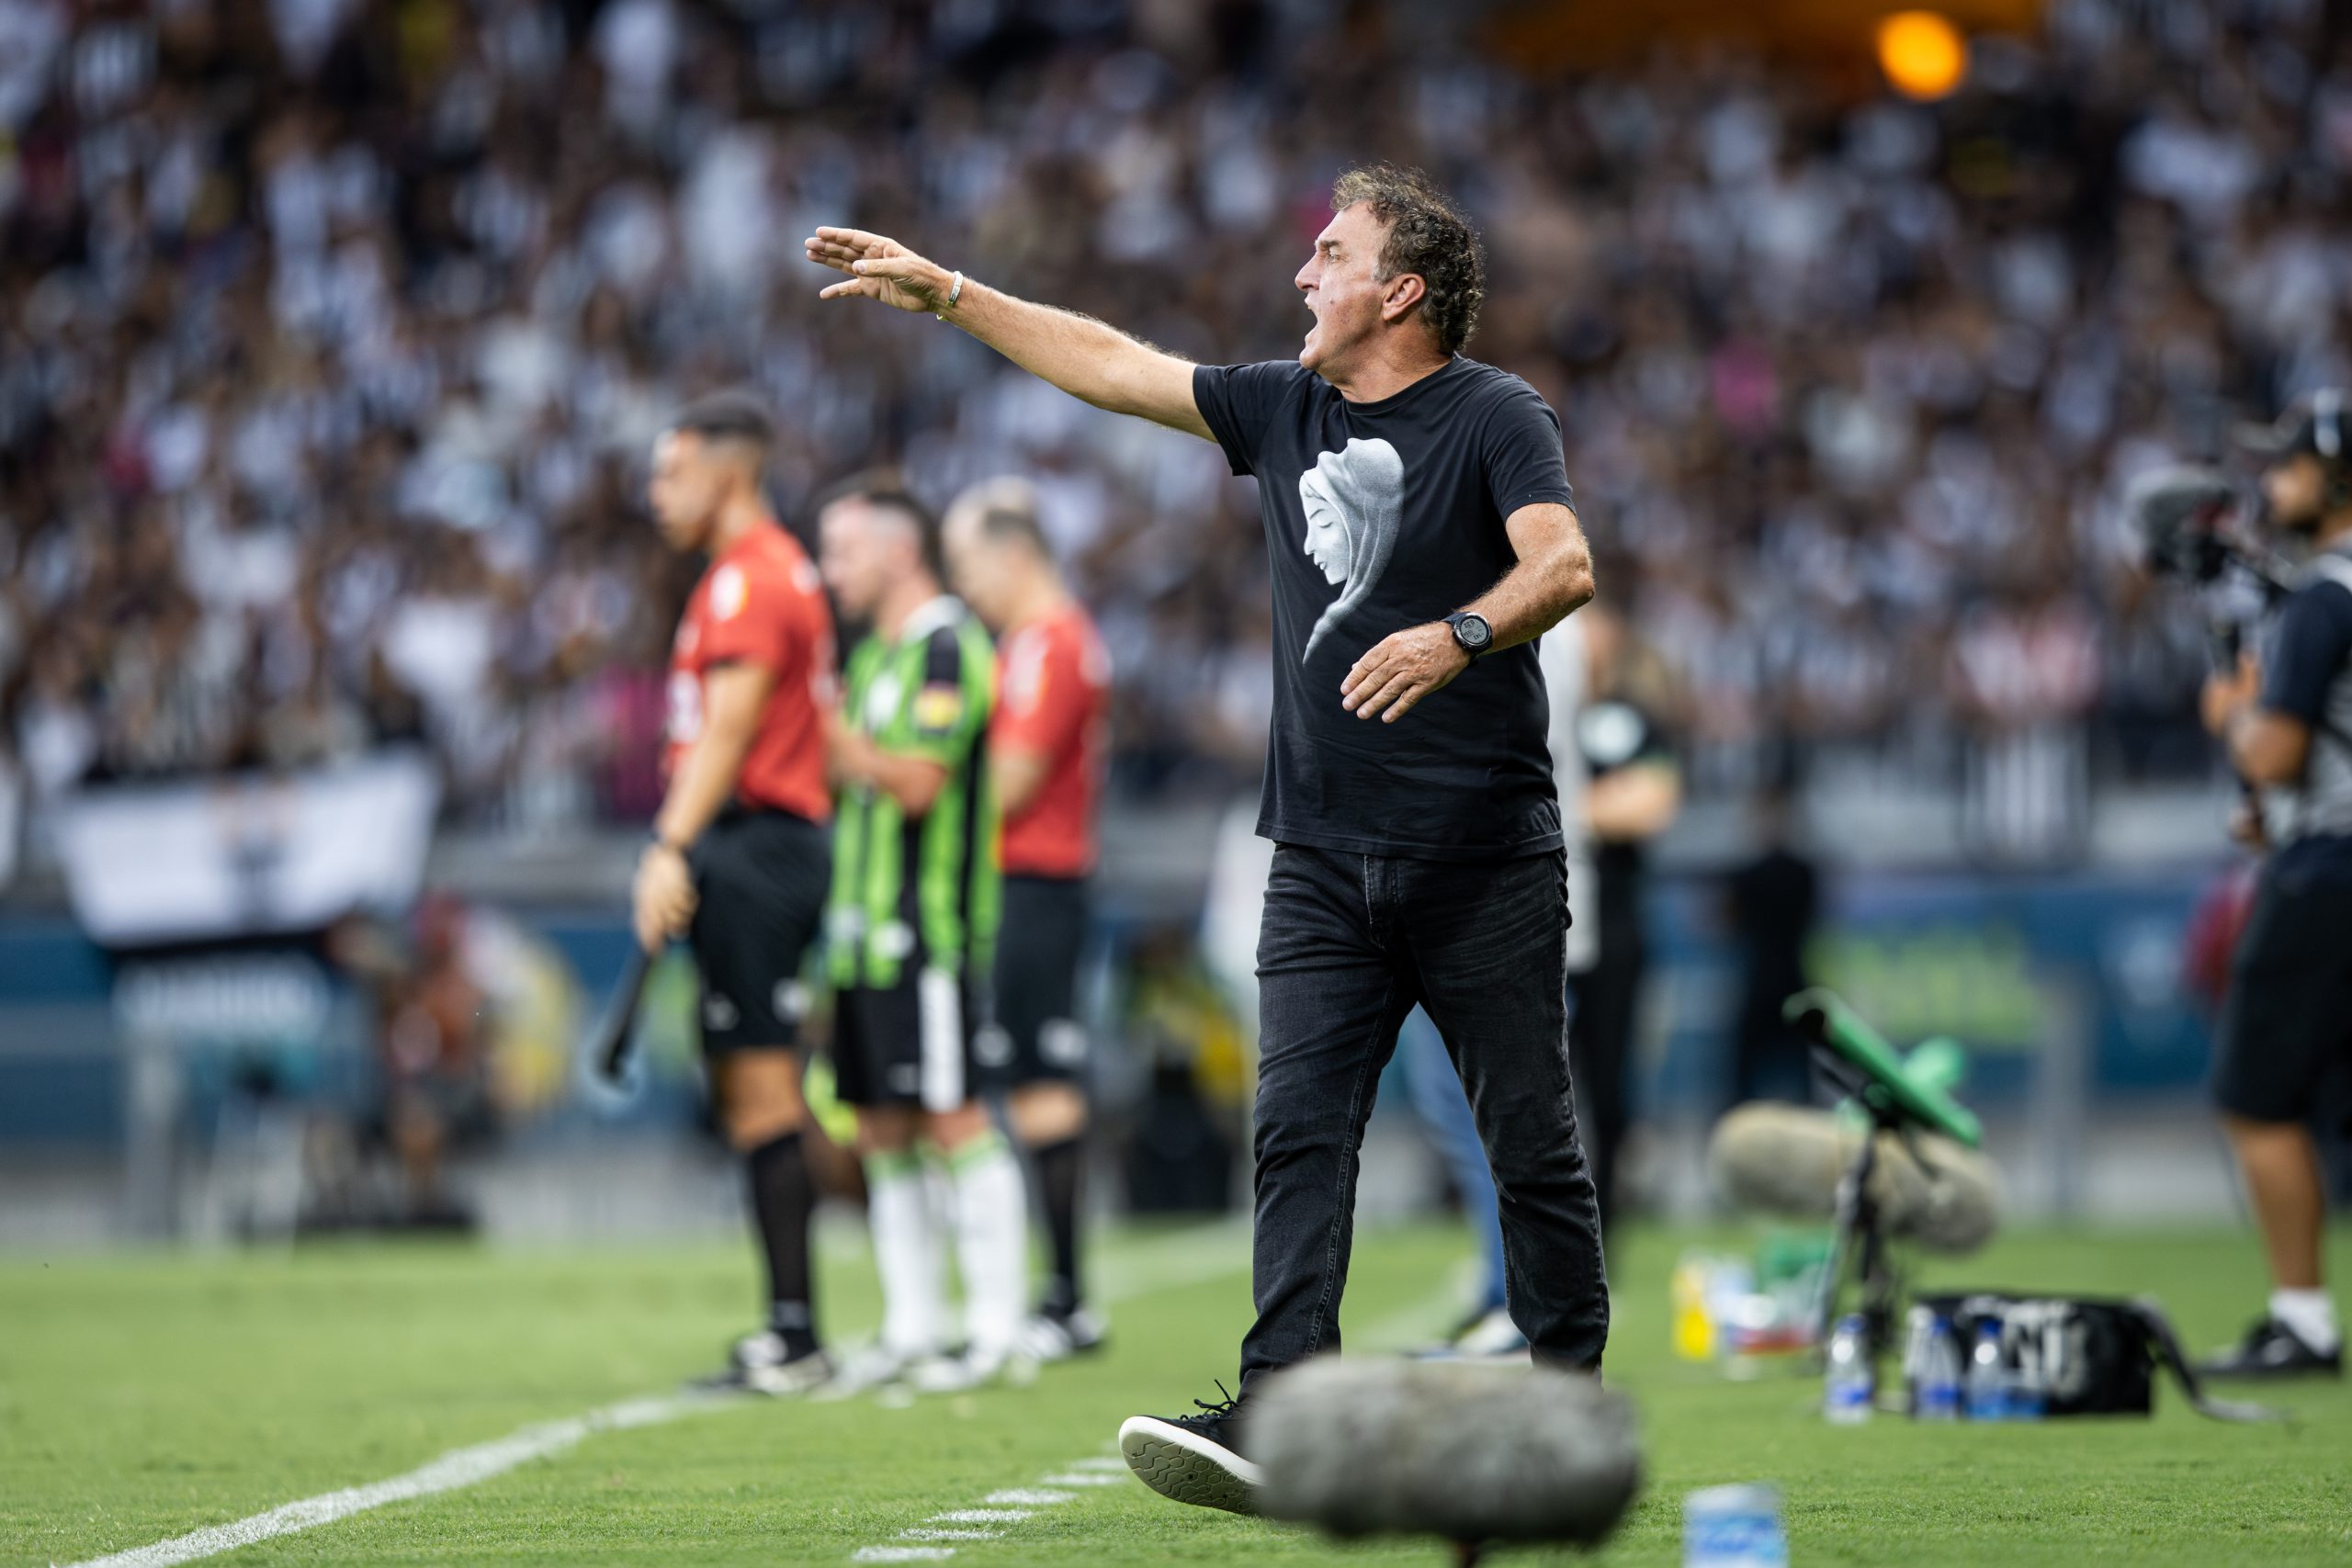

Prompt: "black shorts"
[685,807,829,1055]
[978,874,1091,1089]
[2212,835,2352,1123]
[832,968,980,1110]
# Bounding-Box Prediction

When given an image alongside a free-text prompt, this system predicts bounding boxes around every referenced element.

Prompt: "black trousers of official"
[1238,843,1611,1393]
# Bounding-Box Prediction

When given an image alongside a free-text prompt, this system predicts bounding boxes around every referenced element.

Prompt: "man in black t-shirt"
[808,164,1606,1511]
[2199,389,2352,1381]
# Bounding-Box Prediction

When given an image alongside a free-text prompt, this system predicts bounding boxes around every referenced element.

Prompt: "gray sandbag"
[1250,1358,1641,1547]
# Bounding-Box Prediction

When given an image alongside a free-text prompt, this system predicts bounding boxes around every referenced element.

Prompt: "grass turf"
[2,1220,2347,1566]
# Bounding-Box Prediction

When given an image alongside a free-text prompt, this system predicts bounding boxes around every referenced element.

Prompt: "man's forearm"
[1470,518,1595,649]
[653,728,752,849]
[943,282,1210,437]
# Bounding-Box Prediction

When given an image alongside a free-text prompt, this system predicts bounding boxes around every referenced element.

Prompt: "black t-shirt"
[1193,355,1575,859]
[2257,564,2352,840]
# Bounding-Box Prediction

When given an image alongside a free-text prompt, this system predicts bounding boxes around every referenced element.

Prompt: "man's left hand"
[2200,650,2261,735]
[1342,622,1472,723]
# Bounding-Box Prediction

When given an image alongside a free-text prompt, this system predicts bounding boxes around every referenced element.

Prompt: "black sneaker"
[1020,1303,1108,1362]
[1118,1385,1261,1514]
[2196,1316,2343,1380]
[693,1330,832,1396]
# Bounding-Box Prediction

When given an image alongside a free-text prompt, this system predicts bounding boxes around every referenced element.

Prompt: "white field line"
[61,1221,1242,1568]
[981,1489,1074,1506]
[59,1391,736,1568]
[853,1550,956,1563]
[1036,1472,1125,1486]
[925,1509,1033,1524]
[897,1529,1002,1540]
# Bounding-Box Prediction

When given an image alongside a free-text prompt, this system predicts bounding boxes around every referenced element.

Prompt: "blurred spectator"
[1724,779,1823,1106]
[1,0,2341,863]
[324,897,500,1227]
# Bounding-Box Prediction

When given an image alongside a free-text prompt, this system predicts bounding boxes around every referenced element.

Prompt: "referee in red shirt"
[637,391,839,1394]
[944,478,1112,1356]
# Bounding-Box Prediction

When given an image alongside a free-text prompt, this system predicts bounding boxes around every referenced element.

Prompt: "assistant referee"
[637,391,838,1395]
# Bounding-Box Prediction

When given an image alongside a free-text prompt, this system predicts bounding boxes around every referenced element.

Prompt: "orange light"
[1876,11,1968,101]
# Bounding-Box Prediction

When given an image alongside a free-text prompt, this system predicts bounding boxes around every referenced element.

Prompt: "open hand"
[805,227,955,313]
[1341,622,1471,723]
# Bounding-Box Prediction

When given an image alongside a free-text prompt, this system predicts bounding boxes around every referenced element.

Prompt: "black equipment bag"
[1909,1292,2280,1422]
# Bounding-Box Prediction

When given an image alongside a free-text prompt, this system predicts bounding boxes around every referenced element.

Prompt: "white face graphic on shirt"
[1296,436,1404,660]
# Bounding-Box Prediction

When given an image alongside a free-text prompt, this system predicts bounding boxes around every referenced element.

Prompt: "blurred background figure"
[2194,394,2352,1381]
[333,896,497,1229]
[1572,604,1681,1236]
[817,481,1029,1393]
[944,475,1114,1358]
[1724,774,1823,1109]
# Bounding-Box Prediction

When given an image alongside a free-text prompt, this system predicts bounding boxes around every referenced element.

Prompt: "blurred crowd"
[3,0,2348,843]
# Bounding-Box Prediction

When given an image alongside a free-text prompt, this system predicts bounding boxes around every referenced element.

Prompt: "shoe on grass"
[691,1331,831,1396]
[1118,1385,1261,1514]
[1019,1304,1108,1362]
[2196,1315,2343,1380]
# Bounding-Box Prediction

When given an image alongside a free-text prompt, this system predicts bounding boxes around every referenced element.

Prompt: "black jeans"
[1239,843,1610,1393]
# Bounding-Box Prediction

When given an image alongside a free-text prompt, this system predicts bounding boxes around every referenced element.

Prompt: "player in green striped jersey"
[816,479,1028,1393]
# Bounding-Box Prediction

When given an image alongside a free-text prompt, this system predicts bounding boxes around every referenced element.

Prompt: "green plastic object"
[1903,1036,1968,1099]
[1782,987,1983,1148]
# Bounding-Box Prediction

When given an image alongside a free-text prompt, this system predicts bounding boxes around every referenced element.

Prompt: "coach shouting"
[808,164,1606,1512]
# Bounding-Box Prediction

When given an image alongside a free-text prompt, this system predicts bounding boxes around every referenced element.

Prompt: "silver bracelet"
[934,270,964,321]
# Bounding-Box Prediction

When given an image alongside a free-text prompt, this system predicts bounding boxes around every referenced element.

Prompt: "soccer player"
[808,162,1605,1512]
[943,477,1113,1357]
[637,391,837,1394]
[816,479,1030,1391]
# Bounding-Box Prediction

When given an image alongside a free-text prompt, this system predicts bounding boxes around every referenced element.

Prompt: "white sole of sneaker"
[1117,1416,1262,1515]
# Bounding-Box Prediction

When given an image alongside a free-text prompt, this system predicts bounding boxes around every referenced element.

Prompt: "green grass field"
[3,1220,2347,1566]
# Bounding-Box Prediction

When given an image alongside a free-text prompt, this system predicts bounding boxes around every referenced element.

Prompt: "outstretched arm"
[805,228,1210,440]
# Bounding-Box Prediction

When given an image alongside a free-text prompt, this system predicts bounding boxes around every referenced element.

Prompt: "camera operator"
[2198,389,2352,1380]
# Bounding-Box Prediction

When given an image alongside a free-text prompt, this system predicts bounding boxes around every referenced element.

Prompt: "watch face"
[1457,614,1491,649]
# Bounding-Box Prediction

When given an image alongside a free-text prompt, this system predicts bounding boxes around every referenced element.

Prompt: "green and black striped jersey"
[826,596,1001,990]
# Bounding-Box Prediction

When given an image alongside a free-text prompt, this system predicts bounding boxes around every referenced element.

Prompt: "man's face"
[942,509,1013,630]
[2264,453,2328,534]
[646,431,722,551]
[1295,202,1396,378]
[819,498,897,619]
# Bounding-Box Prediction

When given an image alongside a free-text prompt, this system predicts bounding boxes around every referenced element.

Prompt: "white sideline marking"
[1038,1472,1125,1486]
[982,1488,1074,1506]
[69,1220,1245,1568]
[61,1391,732,1568]
[1061,1456,1126,1472]
[899,1529,1001,1540]
[927,1508,1032,1523]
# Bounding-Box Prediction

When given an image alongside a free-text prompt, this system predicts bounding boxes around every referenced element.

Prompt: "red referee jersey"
[664,520,836,823]
[993,600,1110,878]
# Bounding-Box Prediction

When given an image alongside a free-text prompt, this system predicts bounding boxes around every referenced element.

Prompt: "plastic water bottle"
[1684,1483,1789,1568]
[1964,1319,2007,1421]
[2007,1326,2048,1420]
[1915,1315,1962,1421]
[1823,1313,1873,1424]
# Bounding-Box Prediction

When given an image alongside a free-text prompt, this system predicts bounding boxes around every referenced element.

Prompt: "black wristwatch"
[1444,611,1493,658]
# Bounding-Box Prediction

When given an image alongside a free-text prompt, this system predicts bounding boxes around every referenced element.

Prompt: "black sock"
[1031,1134,1084,1316]
[745,1132,819,1359]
